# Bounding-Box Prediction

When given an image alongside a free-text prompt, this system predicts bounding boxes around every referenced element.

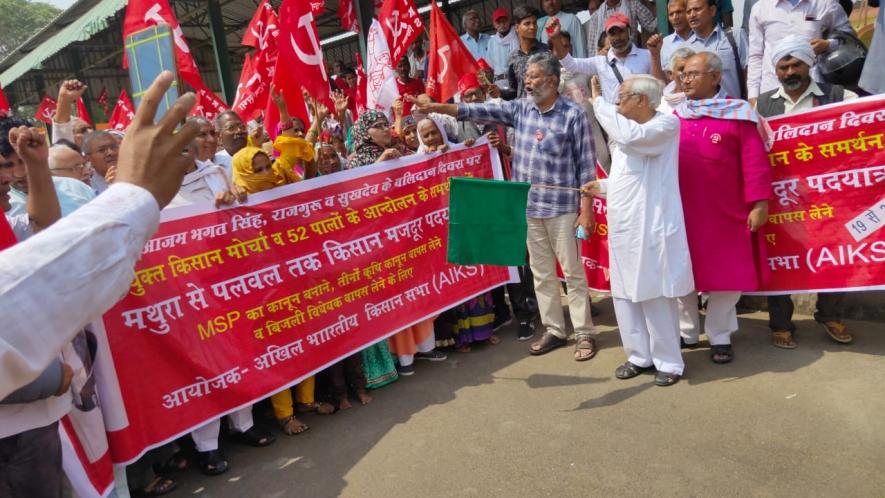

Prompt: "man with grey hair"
[81,131,118,194]
[582,74,692,386]
[460,9,490,61]
[674,51,772,364]
[658,46,697,113]
[411,52,599,361]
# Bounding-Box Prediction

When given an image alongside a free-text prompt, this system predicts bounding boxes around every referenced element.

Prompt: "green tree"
[0,0,62,60]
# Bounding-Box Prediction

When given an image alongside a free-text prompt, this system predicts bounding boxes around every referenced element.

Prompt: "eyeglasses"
[369,122,390,130]
[221,123,246,133]
[51,162,91,173]
[679,70,715,82]
[90,143,119,155]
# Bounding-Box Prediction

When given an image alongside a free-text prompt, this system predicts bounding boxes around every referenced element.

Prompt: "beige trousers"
[526,213,595,340]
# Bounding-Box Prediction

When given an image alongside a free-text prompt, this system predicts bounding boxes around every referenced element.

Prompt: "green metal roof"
[0,0,128,87]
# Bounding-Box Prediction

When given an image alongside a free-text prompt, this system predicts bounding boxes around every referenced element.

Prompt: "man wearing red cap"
[584,0,657,54]
[548,14,663,105]
[487,8,520,91]
[537,0,587,58]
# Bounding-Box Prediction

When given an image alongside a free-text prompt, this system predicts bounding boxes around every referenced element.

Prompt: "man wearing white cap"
[755,35,856,350]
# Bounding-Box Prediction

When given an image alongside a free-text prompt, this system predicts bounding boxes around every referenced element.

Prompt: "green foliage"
[0,0,62,60]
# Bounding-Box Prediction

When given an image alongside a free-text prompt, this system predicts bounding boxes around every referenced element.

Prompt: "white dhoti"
[677,292,741,346]
[191,405,254,452]
[613,296,684,375]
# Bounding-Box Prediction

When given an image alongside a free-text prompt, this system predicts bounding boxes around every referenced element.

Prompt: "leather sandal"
[529,332,567,355]
[772,330,797,349]
[574,334,597,362]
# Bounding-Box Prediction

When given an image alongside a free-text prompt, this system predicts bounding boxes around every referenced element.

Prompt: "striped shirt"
[457,97,596,218]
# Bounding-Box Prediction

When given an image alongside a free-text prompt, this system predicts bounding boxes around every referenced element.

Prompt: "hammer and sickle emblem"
[290,12,327,81]
[144,4,190,54]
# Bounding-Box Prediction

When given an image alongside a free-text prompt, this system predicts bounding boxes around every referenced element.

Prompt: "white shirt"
[592,98,694,301]
[0,183,160,399]
[560,45,653,104]
[486,29,520,83]
[460,32,491,61]
[167,160,233,208]
[771,81,858,114]
[214,149,234,179]
[538,11,588,59]
[6,176,97,217]
[687,25,748,99]
[747,0,853,98]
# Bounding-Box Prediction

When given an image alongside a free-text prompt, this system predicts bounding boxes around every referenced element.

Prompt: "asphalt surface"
[163,297,885,498]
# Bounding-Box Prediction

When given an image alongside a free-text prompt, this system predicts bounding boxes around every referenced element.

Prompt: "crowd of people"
[1,0,883,495]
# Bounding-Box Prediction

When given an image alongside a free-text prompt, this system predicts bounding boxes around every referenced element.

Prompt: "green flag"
[447,177,530,266]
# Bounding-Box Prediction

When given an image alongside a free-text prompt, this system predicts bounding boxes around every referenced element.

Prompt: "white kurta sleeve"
[0,182,160,399]
[561,54,600,77]
[592,99,680,155]
[51,120,75,144]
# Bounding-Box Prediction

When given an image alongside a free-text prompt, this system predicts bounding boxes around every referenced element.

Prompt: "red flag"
[97,87,110,116]
[379,0,424,65]
[0,84,10,117]
[76,97,92,126]
[190,81,229,122]
[108,90,136,131]
[426,1,480,103]
[123,0,203,88]
[337,0,359,33]
[241,0,279,52]
[309,0,325,15]
[354,53,367,116]
[34,95,57,124]
[275,0,331,115]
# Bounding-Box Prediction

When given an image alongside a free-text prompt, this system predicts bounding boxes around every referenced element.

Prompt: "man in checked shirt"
[410,52,600,361]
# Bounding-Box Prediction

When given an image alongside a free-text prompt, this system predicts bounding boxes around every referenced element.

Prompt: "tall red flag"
[426,1,480,103]
[122,0,203,88]
[275,0,331,116]
[34,95,57,124]
[379,0,424,65]
[97,87,110,116]
[241,0,279,52]
[76,97,92,126]
[0,84,10,117]
[337,0,359,33]
[108,90,135,131]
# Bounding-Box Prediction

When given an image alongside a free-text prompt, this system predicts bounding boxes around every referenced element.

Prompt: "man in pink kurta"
[674,52,772,364]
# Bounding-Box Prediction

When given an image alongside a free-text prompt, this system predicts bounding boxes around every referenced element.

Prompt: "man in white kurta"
[584,75,694,386]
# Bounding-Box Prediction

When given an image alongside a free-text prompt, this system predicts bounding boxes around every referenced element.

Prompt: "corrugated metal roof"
[0,0,127,87]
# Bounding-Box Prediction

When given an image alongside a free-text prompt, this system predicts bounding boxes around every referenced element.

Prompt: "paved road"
[165,298,885,498]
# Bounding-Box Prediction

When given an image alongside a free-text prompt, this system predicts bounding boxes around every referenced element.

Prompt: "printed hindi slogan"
[101,143,515,463]
[759,95,885,293]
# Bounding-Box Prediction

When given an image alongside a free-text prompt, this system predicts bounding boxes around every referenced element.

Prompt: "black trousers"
[0,421,62,498]
[767,292,845,332]
[491,265,538,322]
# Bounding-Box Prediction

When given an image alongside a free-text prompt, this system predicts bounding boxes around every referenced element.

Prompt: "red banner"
[557,165,610,291]
[101,144,514,463]
[755,96,885,293]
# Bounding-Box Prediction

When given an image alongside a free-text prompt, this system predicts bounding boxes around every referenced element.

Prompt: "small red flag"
[190,81,229,122]
[355,53,367,116]
[379,0,424,65]
[426,1,480,103]
[108,90,135,131]
[97,87,109,116]
[242,0,279,52]
[0,84,10,117]
[309,0,325,16]
[337,0,359,33]
[76,97,92,126]
[34,95,57,124]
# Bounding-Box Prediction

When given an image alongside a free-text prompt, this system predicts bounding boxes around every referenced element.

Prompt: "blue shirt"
[687,25,748,99]
[660,31,690,70]
[460,33,491,62]
[457,98,596,218]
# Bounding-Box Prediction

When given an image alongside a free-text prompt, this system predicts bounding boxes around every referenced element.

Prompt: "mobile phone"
[125,23,180,121]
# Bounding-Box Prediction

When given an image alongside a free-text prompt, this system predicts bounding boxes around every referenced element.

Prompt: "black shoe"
[517,320,534,341]
[196,450,229,476]
[680,338,699,350]
[615,361,654,379]
[590,304,601,317]
[397,363,415,376]
[232,426,275,447]
[654,371,681,387]
[415,350,447,361]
